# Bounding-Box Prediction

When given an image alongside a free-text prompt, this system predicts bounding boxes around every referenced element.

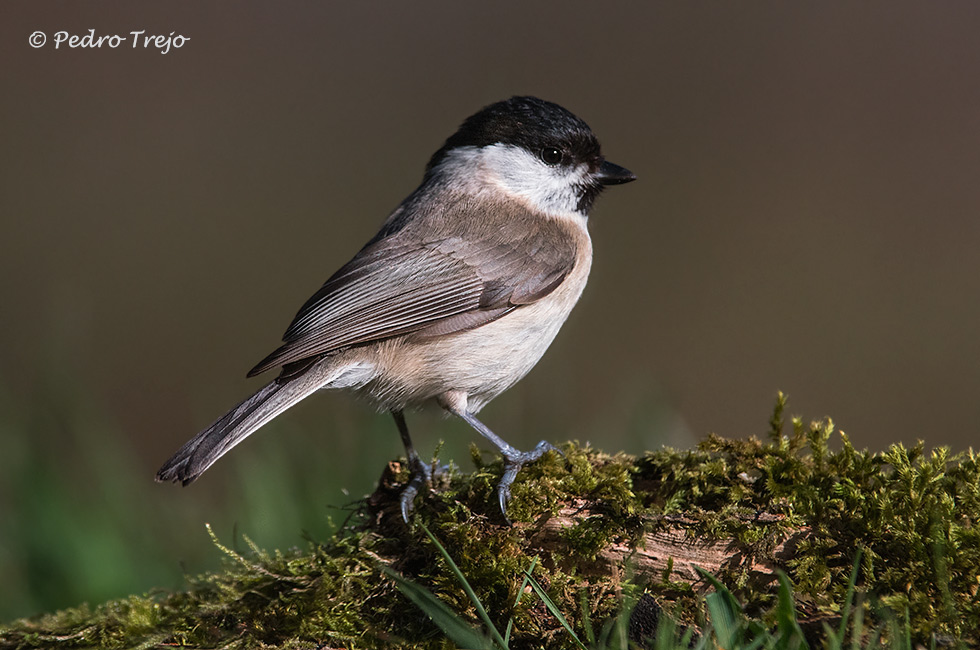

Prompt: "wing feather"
[247,198,579,377]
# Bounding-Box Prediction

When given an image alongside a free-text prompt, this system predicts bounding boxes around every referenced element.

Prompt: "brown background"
[1,1,979,617]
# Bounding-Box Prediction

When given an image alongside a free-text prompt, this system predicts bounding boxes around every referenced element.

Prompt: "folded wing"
[248,206,577,377]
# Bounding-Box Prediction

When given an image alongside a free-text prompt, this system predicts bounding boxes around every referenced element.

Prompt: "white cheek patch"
[481,144,590,218]
[433,145,591,220]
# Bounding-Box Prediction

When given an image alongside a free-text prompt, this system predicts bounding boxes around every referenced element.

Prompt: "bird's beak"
[595,160,637,185]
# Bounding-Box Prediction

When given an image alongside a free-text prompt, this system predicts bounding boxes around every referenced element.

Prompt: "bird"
[156,96,636,522]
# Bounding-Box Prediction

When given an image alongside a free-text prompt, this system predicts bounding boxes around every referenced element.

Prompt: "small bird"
[156,96,635,521]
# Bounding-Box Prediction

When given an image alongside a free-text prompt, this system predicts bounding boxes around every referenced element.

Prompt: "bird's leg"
[392,410,431,522]
[452,408,558,522]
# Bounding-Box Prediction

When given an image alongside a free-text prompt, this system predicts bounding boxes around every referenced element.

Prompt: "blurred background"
[2,0,979,621]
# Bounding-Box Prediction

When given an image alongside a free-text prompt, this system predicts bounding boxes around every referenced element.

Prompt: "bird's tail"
[156,358,346,485]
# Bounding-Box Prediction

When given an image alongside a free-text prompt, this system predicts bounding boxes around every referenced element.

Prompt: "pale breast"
[359,223,592,413]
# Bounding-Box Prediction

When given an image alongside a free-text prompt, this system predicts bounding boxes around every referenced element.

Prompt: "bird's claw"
[398,457,450,522]
[495,440,561,523]
[398,455,431,522]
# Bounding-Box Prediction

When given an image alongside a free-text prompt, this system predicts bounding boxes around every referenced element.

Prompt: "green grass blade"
[698,567,774,650]
[902,608,912,650]
[380,565,494,649]
[420,523,509,649]
[579,588,596,646]
[697,566,746,650]
[504,556,539,646]
[677,623,700,650]
[696,567,743,615]
[523,569,588,650]
[836,548,864,642]
[705,591,739,649]
[823,622,841,650]
[773,572,807,650]
[849,593,865,650]
[515,556,539,609]
[652,613,677,650]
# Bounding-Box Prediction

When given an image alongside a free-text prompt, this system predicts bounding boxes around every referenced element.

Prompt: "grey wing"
[247,223,577,377]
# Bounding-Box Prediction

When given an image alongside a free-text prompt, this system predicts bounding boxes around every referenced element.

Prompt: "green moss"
[2,395,979,647]
[634,394,980,641]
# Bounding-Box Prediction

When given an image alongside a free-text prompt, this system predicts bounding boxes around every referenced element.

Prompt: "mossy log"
[529,502,809,585]
[2,399,979,648]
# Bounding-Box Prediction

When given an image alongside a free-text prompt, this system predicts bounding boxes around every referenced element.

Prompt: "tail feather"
[156,360,342,485]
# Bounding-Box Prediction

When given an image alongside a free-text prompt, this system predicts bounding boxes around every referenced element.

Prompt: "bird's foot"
[496,440,561,523]
[399,456,450,522]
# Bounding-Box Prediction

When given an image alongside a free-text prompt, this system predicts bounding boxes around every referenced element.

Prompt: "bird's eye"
[540,147,563,165]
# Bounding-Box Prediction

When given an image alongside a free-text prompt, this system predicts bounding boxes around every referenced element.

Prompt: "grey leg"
[454,409,558,522]
[392,410,431,522]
